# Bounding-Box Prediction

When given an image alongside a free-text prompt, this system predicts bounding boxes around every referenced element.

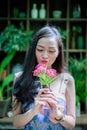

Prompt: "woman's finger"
[37,88,50,98]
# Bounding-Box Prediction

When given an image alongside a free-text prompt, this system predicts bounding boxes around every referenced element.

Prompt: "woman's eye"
[36,48,56,53]
[37,48,43,52]
[49,50,55,53]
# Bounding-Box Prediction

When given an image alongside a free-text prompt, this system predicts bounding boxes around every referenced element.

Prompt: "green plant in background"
[58,27,68,41]
[58,27,68,49]
[72,25,82,38]
[68,56,87,105]
[0,22,34,53]
[0,22,34,99]
[71,26,82,49]
[0,51,16,100]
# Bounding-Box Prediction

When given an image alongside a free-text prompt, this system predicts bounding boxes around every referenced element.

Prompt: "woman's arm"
[47,74,76,129]
[12,73,37,128]
[12,96,36,128]
[59,74,76,129]
[12,88,52,128]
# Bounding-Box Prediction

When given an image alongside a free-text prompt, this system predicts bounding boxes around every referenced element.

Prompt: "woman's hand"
[34,88,50,115]
[43,91,64,123]
[34,88,64,124]
[49,103,64,123]
[40,90,64,124]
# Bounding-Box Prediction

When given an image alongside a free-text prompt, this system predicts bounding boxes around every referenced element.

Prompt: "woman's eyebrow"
[37,45,56,49]
[37,45,44,48]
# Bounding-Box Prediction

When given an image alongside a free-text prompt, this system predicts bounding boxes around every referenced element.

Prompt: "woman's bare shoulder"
[62,72,74,82]
[63,72,75,91]
[60,72,75,89]
[13,71,23,84]
[56,72,74,82]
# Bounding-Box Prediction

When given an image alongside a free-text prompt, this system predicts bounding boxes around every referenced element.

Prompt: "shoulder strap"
[59,73,69,94]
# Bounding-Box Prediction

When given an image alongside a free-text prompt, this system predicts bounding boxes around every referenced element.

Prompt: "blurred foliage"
[0,51,16,100]
[0,22,34,53]
[0,22,34,99]
[68,56,87,105]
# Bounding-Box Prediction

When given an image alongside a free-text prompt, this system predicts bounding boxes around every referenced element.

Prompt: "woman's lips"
[41,60,48,64]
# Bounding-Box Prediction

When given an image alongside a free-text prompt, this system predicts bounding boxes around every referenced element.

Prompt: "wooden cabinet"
[0,0,87,112]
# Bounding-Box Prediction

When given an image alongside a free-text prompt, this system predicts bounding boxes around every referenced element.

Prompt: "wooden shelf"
[76,114,87,125]
[0,0,87,121]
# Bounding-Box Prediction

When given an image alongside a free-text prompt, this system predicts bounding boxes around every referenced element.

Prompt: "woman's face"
[35,37,59,68]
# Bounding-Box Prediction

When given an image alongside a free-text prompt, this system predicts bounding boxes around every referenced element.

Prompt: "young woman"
[12,25,76,130]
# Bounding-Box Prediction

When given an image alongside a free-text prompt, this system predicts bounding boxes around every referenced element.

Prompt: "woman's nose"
[42,51,48,58]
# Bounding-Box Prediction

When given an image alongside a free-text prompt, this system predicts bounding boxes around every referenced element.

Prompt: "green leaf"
[6,86,13,92]
[0,51,16,76]
[1,73,13,93]
[48,77,57,84]
[39,77,47,85]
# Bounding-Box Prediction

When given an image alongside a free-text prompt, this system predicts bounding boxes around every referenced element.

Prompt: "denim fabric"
[24,98,66,130]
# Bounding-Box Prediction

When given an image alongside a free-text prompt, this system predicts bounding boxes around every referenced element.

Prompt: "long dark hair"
[13,25,64,105]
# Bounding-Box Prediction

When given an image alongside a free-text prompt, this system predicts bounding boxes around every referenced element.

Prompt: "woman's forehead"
[37,37,58,47]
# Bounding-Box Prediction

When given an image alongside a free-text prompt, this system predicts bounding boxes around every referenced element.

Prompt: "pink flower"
[33,63,46,76]
[35,63,46,69]
[33,63,57,86]
[46,69,57,77]
[33,69,41,76]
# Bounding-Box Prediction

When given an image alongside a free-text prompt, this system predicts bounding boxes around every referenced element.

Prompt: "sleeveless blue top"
[23,98,66,130]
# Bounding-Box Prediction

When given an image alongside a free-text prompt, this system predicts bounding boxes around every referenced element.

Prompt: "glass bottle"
[39,3,46,19]
[13,7,19,18]
[77,35,84,49]
[31,3,38,19]
[76,102,81,117]
[72,4,81,18]
[71,34,76,49]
